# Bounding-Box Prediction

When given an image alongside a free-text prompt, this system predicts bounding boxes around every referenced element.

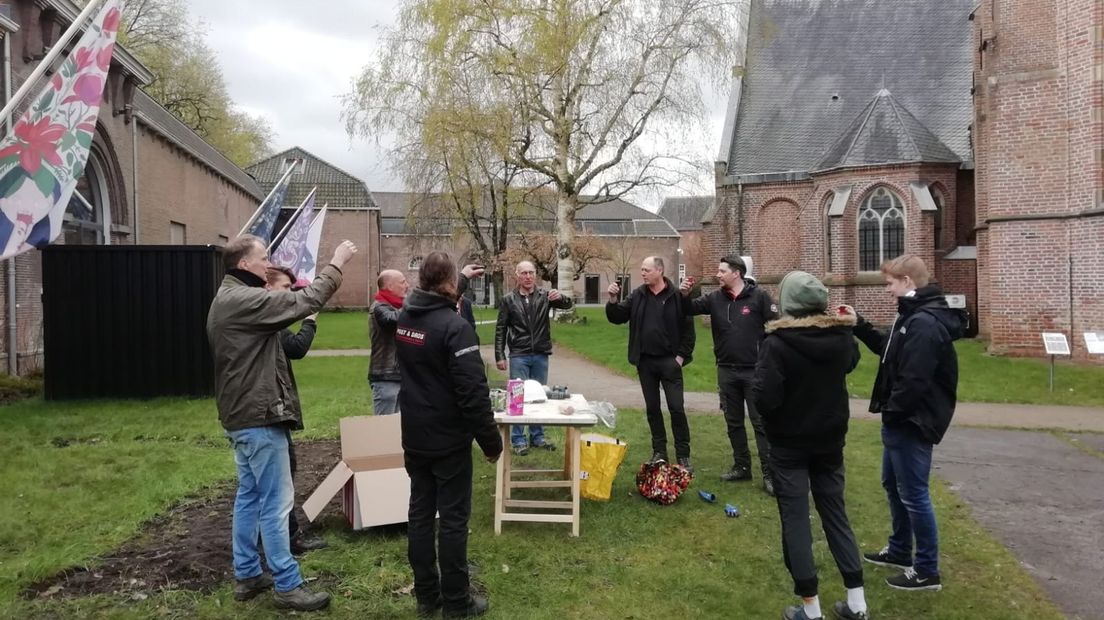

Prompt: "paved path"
[312,344,1104,617]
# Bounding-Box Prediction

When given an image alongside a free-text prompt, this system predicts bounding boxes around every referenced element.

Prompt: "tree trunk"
[555,193,577,310]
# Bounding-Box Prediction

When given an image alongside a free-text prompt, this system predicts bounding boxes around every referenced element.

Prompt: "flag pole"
[237,159,300,237]
[267,186,317,252]
[0,0,106,128]
[307,203,328,230]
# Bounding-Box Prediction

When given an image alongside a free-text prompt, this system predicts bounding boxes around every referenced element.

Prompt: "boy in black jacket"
[396,252,503,619]
[853,254,961,593]
[753,271,868,620]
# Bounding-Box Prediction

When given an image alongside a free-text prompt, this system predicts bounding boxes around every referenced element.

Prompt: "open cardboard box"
[303,414,409,529]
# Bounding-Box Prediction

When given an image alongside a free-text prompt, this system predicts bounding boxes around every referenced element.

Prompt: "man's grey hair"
[649,256,665,272]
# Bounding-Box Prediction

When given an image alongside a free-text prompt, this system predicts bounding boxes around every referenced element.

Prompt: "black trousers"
[718,366,772,478]
[637,354,690,459]
[771,445,863,597]
[405,448,474,611]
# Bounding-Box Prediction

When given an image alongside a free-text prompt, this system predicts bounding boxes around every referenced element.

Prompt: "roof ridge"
[840,94,882,164]
[883,90,922,160]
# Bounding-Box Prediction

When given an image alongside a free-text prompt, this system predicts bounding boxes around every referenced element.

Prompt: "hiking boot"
[763,475,776,497]
[862,546,911,570]
[442,593,489,618]
[832,600,870,620]
[886,567,941,591]
[416,596,443,618]
[647,451,668,465]
[512,444,529,456]
[273,585,332,611]
[782,605,822,620]
[233,572,273,601]
[720,465,752,482]
[291,532,328,554]
[532,439,556,451]
[676,457,694,474]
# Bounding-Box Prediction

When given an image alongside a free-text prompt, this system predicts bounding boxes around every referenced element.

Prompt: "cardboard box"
[303,414,410,529]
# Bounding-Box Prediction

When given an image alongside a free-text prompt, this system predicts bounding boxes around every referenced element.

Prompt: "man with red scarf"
[370,270,409,415]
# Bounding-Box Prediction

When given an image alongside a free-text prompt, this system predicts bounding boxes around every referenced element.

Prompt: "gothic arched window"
[858,187,904,271]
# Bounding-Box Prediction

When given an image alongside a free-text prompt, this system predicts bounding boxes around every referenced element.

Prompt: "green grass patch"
[0,356,1065,618]
[305,308,498,350]
[552,308,1104,407]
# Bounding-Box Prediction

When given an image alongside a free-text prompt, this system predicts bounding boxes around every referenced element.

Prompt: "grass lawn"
[552,308,1104,407]
[0,356,1064,618]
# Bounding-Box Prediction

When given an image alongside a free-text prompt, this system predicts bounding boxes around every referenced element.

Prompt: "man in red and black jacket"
[680,255,778,493]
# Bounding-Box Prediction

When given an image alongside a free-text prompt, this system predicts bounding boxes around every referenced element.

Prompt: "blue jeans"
[881,424,940,576]
[372,380,401,415]
[227,426,302,592]
[509,354,549,447]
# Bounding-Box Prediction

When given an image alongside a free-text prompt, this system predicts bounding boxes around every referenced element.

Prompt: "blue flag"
[246,172,293,243]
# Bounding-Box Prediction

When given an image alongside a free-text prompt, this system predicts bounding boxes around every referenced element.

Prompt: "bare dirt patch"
[23,439,343,600]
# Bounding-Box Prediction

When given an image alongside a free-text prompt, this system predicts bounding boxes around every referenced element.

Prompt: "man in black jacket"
[752,271,869,620]
[607,256,696,471]
[369,269,409,415]
[396,252,503,619]
[494,260,574,455]
[680,255,778,491]
[265,266,328,555]
[853,254,961,593]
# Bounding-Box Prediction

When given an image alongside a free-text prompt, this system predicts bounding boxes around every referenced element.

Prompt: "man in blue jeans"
[208,235,356,611]
[494,260,574,455]
[852,254,961,592]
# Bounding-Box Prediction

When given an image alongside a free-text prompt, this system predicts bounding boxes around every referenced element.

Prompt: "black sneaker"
[863,546,911,570]
[832,600,870,620]
[417,596,442,618]
[676,457,694,474]
[886,567,942,591]
[532,440,557,451]
[291,532,328,554]
[442,593,489,618]
[512,444,529,456]
[273,584,332,611]
[763,476,776,497]
[233,572,273,601]
[647,451,668,465]
[720,465,752,482]
[782,605,822,620]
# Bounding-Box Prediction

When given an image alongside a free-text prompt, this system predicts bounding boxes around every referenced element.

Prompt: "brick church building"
[703,0,1103,358]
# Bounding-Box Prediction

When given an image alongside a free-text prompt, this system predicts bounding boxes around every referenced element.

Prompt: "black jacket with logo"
[396,288,503,459]
[854,285,963,444]
[606,278,695,366]
[494,288,574,362]
[752,313,860,451]
[683,282,777,368]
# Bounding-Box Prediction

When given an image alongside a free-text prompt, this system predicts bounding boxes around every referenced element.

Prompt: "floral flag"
[0,0,121,260]
[271,192,316,272]
[295,206,327,288]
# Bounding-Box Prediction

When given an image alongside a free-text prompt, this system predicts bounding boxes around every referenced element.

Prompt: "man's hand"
[679,277,694,297]
[461,264,485,279]
[330,240,358,269]
[548,288,562,301]
[607,283,621,302]
[496,360,507,371]
[675,355,684,367]
[485,451,501,464]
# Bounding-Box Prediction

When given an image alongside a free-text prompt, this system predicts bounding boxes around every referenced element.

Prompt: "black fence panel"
[42,245,224,400]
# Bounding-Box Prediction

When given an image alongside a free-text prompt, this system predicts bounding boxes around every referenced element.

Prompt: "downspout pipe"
[3,24,17,375]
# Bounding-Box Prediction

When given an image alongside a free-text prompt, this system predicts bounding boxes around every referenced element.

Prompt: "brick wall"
[974,0,1104,357]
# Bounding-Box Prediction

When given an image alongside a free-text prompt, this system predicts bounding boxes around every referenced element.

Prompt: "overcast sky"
[184,0,727,212]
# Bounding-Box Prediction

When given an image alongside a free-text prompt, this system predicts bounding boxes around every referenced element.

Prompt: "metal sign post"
[1041,333,1071,392]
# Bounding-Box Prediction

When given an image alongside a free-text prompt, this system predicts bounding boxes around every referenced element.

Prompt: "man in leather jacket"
[494,260,574,455]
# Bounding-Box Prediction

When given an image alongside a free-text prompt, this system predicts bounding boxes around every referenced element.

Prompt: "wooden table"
[493,394,598,537]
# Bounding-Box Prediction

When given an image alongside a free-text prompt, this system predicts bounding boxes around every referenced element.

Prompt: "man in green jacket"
[207,234,356,612]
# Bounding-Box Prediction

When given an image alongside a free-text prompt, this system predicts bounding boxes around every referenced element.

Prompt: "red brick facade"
[973,0,1104,357]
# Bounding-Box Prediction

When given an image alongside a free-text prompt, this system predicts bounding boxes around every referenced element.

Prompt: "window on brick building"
[170,221,186,245]
[281,157,305,175]
[858,187,905,271]
[62,151,110,245]
[823,192,834,272]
